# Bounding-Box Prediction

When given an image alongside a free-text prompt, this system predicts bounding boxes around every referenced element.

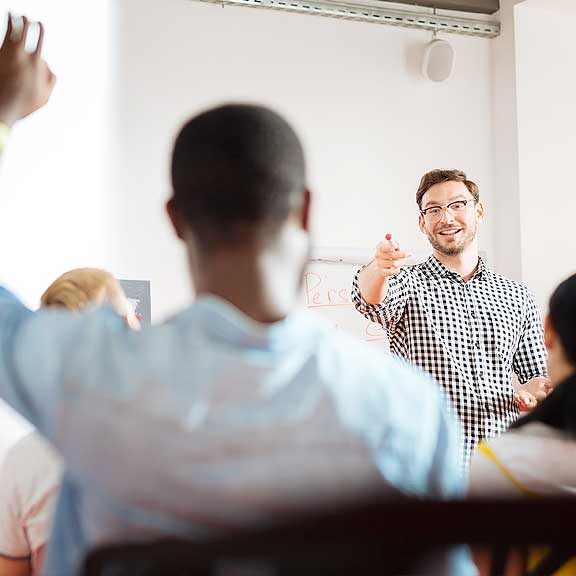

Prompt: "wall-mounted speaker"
[422,39,455,83]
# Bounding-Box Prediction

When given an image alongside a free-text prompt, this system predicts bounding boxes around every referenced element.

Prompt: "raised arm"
[0,15,64,434]
[0,13,55,128]
[352,236,413,336]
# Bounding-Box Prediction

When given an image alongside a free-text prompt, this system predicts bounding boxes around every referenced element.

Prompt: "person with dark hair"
[469,273,576,496]
[352,169,550,466]
[0,15,471,576]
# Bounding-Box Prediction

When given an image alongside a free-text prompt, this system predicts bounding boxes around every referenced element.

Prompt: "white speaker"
[422,39,455,83]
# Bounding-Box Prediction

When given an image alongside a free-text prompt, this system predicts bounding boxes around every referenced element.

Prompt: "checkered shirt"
[352,256,547,465]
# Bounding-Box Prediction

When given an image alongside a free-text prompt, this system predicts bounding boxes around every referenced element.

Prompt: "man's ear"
[300,189,311,231]
[418,213,426,234]
[544,314,557,351]
[475,200,485,223]
[166,197,185,240]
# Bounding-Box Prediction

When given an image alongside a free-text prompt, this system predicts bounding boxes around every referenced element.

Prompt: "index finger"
[376,240,400,254]
[385,234,400,251]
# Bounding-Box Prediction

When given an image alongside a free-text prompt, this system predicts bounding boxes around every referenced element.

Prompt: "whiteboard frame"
[310,245,488,266]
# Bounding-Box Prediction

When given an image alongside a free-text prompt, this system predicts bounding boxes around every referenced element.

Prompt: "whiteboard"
[303,260,389,350]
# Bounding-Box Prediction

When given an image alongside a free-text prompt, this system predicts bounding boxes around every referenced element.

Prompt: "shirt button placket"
[467,283,484,390]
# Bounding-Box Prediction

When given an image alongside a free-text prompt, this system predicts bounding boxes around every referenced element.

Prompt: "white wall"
[514,0,576,310]
[490,0,525,282]
[110,0,495,320]
[490,0,576,310]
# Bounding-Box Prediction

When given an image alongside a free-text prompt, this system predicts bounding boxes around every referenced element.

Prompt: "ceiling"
[383,0,500,14]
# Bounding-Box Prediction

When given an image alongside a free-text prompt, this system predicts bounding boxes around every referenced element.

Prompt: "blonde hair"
[41,268,128,315]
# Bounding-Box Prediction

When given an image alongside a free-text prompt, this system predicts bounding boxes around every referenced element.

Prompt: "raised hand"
[373,234,412,279]
[0,13,56,127]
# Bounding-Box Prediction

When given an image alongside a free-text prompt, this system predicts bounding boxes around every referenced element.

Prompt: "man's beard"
[426,224,477,256]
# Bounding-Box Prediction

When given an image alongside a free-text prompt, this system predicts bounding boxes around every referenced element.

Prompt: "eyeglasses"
[420,199,475,222]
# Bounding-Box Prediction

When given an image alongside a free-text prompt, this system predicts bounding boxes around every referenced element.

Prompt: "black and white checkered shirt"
[352,256,547,465]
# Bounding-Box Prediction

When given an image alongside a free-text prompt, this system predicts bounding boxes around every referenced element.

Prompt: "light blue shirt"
[0,287,466,575]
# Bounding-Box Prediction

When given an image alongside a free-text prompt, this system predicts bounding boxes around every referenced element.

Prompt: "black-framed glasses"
[420,199,475,222]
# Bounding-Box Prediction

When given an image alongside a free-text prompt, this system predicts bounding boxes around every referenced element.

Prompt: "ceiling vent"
[189,0,500,37]
[387,1,499,15]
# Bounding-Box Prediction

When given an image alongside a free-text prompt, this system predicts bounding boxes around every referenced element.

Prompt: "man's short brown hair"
[416,169,480,209]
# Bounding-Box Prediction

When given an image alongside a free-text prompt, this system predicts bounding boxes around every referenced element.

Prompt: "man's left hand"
[513,389,537,411]
[514,376,552,411]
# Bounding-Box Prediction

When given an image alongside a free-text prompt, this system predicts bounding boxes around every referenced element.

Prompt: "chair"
[80,496,576,576]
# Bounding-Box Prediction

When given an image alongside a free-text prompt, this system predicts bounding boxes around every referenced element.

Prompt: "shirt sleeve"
[0,286,125,440]
[513,289,548,384]
[19,434,61,555]
[351,267,411,336]
[0,443,31,559]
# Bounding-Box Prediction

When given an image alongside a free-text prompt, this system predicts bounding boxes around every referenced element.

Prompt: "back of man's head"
[170,104,306,252]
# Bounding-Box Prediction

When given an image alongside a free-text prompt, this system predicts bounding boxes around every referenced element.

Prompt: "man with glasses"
[352,169,550,465]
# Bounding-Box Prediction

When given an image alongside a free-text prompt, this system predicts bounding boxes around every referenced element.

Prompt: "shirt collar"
[423,255,488,282]
[177,295,326,353]
[474,257,488,280]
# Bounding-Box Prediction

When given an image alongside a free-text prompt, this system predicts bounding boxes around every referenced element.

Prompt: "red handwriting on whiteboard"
[365,320,388,341]
[304,272,352,308]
